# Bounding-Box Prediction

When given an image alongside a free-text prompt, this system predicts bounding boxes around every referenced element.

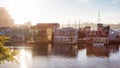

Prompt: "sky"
[0,0,120,25]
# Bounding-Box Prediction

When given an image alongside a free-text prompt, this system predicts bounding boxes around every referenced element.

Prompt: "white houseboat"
[53,28,78,45]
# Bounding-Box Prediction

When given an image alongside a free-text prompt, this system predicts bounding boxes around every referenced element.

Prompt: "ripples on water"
[0,43,120,68]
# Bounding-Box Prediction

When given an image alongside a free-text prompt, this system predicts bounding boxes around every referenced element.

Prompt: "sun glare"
[5,0,38,24]
[18,49,32,68]
[1,0,120,25]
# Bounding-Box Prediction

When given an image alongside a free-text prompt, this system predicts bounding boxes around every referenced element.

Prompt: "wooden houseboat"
[86,23,110,46]
[27,23,59,44]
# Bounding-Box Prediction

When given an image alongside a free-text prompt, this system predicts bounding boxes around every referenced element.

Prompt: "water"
[0,43,120,68]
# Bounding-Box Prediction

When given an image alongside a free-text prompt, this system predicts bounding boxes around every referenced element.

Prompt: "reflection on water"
[53,45,78,58]
[17,48,32,68]
[87,45,110,57]
[8,45,32,68]
[86,45,119,57]
[0,43,120,68]
[32,44,52,56]
[19,49,27,68]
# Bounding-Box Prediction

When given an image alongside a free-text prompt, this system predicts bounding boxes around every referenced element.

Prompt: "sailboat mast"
[98,9,100,23]
[69,18,70,27]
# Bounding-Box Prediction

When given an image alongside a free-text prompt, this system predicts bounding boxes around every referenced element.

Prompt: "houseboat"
[86,23,110,46]
[109,29,120,44]
[27,23,59,44]
[78,26,91,44]
[53,28,78,45]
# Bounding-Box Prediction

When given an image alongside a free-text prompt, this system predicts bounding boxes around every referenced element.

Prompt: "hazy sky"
[0,0,120,25]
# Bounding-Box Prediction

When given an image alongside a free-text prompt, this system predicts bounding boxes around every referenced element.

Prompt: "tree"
[0,7,14,27]
[0,36,17,64]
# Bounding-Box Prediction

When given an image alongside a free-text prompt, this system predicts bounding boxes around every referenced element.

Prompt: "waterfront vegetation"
[0,36,18,64]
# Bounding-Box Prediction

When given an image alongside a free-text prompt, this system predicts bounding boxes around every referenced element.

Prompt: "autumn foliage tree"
[0,36,17,64]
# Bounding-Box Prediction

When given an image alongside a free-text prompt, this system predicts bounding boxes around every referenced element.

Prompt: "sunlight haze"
[0,0,120,25]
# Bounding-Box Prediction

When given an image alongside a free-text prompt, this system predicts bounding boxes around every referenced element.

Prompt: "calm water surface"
[0,43,120,68]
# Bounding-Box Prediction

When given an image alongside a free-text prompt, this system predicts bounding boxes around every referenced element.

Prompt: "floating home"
[78,26,91,44]
[109,29,120,44]
[86,23,110,46]
[28,23,59,44]
[53,28,78,45]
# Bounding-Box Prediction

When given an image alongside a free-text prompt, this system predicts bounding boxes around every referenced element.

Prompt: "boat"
[93,42,104,46]
[27,40,36,44]
[53,28,78,45]
[86,23,110,46]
